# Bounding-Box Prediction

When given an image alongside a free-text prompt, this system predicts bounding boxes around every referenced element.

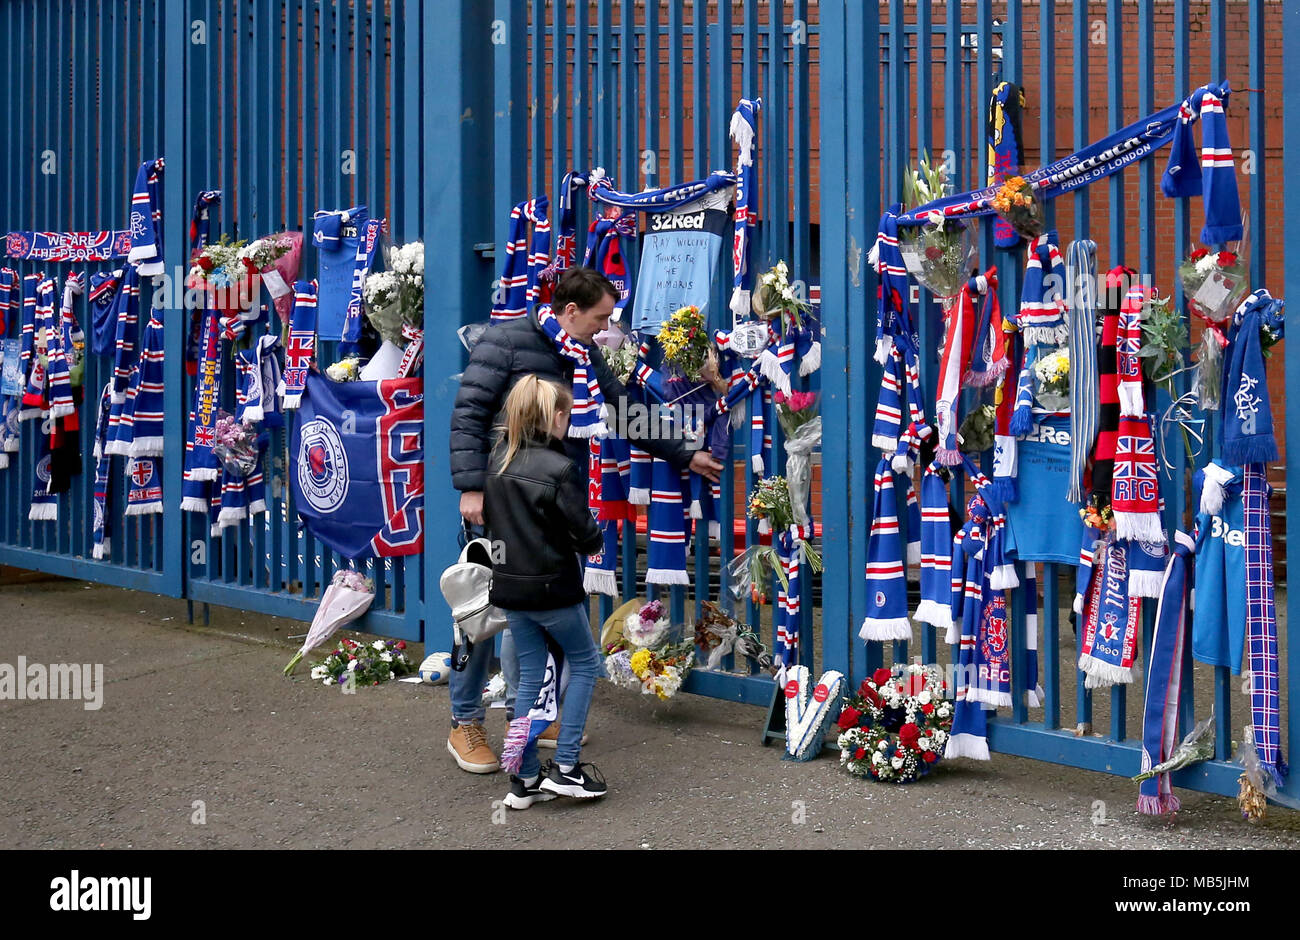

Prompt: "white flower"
[891,756,904,770]
[918,689,932,705]
[347,659,359,672]
[871,751,883,765]
[310,665,327,680]
[1195,252,1219,275]
[371,640,385,651]
[380,652,393,663]
[322,677,333,686]
[877,740,888,751]
[933,730,948,744]
[918,736,931,750]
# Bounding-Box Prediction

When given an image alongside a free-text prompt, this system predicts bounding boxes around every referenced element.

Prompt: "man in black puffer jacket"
[443,266,723,774]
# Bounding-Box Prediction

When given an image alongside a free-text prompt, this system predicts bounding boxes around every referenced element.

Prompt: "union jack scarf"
[1111,416,1164,545]
[645,458,689,586]
[729,97,761,321]
[1161,83,1244,245]
[91,381,113,558]
[88,269,123,357]
[537,305,607,438]
[491,196,551,321]
[1090,267,1136,513]
[860,455,921,642]
[1137,530,1195,815]
[279,280,318,410]
[124,456,164,517]
[1116,279,1149,419]
[1066,238,1100,504]
[551,170,587,273]
[127,158,166,277]
[1079,533,1141,689]
[933,275,981,462]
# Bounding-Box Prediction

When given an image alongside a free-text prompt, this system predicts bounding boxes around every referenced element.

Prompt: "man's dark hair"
[552,266,618,312]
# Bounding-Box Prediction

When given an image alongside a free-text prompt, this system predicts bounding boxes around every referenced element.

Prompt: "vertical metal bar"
[494,0,526,277]
[618,0,635,194]
[1248,0,1265,287]
[643,0,658,192]
[532,0,546,199]
[1104,0,1125,741]
[596,0,613,173]
[551,0,568,204]
[667,0,683,186]
[690,0,705,179]
[887,0,904,205]
[1039,0,1055,232]
[1042,563,1060,730]
[974,0,992,268]
[1282,0,1300,800]
[944,0,962,191]
[572,0,587,186]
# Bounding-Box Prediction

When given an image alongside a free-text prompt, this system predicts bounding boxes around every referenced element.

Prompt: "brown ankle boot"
[447,721,500,773]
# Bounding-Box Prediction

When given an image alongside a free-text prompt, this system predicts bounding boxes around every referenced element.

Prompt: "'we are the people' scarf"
[537,305,608,438]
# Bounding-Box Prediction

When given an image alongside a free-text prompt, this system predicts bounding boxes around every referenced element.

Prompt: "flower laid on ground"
[308,632,413,688]
[774,389,819,436]
[837,663,952,784]
[602,598,695,700]
[1178,245,1249,323]
[990,175,1044,239]
[752,260,813,331]
[622,598,670,650]
[898,150,975,300]
[212,411,260,477]
[284,568,378,675]
[326,356,362,382]
[363,240,425,347]
[694,601,774,673]
[658,305,710,380]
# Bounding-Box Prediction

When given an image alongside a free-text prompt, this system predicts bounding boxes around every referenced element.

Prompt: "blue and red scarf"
[491,196,552,322]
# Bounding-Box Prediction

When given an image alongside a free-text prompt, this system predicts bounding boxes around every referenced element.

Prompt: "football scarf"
[552,170,586,273]
[792,311,822,376]
[126,314,166,458]
[1127,537,1169,599]
[1221,289,1282,465]
[986,81,1026,249]
[237,333,283,427]
[127,158,166,277]
[751,387,772,474]
[933,275,979,462]
[291,372,424,559]
[645,458,689,586]
[963,267,1004,386]
[108,265,142,405]
[45,277,80,420]
[860,456,914,641]
[756,322,795,397]
[1161,84,1244,245]
[1022,565,1044,707]
[183,306,224,490]
[627,446,652,505]
[583,215,634,319]
[5,230,132,262]
[1137,530,1195,816]
[91,381,113,558]
[1090,267,1135,511]
[88,269,124,357]
[775,525,808,670]
[0,267,16,334]
[1243,463,1286,785]
[280,280,318,410]
[1192,461,1246,673]
[1116,280,1149,418]
[586,167,738,215]
[500,636,567,776]
[1015,231,1068,347]
[871,205,913,366]
[537,305,608,438]
[584,438,620,597]
[1079,534,1141,688]
[914,463,955,630]
[185,189,222,368]
[946,498,995,760]
[21,277,56,420]
[124,456,164,516]
[19,274,37,374]
[1111,416,1163,543]
[1066,238,1100,504]
[729,97,761,321]
[1073,524,1104,616]
[28,429,57,521]
[491,196,551,322]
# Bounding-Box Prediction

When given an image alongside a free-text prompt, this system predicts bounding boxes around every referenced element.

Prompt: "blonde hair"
[496,375,572,472]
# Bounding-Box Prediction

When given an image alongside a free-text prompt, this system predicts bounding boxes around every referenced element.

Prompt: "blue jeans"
[508,601,600,778]
[448,629,518,725]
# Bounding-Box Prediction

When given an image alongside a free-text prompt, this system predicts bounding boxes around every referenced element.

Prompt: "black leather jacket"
[482,434,604,611]
[449,312,691,492]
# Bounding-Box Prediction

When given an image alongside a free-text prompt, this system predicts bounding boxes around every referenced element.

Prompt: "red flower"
[921,702,935,715]
[837,706,862,730]
[348,654,357,661]
[1217,251,1238,268]
[854,747,867,761]
[872,668,893,687]
[395,641,406,650]
[861,685,882,708]
[899,722,921,750]
[1188,247,1209,262]
[773,390,787,405]
[894,749,905,759]
[197,256,214,272]
[923,751,938,763]
[924,245,944,261]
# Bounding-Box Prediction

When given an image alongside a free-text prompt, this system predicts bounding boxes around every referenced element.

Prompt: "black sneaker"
[538,759,607,799]
[502,774,556,810]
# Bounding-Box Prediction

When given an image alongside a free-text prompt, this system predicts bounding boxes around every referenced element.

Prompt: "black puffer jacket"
[449,314,691,492]
[483,434,605,611]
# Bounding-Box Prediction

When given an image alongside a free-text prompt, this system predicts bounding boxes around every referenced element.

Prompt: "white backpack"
[439,536,508,669]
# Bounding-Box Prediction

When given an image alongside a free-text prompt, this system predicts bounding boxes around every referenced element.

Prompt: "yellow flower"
[629,648,653,679]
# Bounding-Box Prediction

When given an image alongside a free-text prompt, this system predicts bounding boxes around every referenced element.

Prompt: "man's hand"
[689,451,724,483]
[459,490,485,527]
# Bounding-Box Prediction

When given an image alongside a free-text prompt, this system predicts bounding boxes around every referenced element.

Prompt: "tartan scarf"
[124,456,164,517]
[1243,463,1286,785]
[729,97,761,321]
[587,168,737,215]
[1138,529,1195,816]
[646,458,689,586]
[1079,534,1141,688]
[933,275,980,462]
[1161,83,1244,245]
[986,81,1027,249]
[860,456,918,641]
[280,280,317,410]
[89,269,123,357]
[91,381,113,558]
[1091,266,1136,511]
[584,440,620,597]
[1221,290,1282,465]
[1111,416,1164,543]
[127,158,166,276]
[491,196,551,321]
[538,304,607,438]
[1066,239,1100,504]
[126,313,167,458]
[914,462,955,631]
[963,267,1004,386]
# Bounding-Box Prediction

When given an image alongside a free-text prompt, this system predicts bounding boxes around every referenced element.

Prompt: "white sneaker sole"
[536,733,589,750]
[503,790,557,810]
[446,738,500,774]
[538,779,607,799]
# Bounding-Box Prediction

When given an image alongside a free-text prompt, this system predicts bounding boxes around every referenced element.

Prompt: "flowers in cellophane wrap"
[1178,246,1249,324]
[188,232,294,303]
[1032,346,1071,412]
[363,240,425,347]
[213,411,260,478]
[898,151,976,302]
[601,340,637,385]
[734,476,823,605]
[602,600,695,700]
[658,305,710,380]
[991,175,1045,240]
[284,568,378,675]
[1138,293,1188,400]
[773,389,818,436]
[694,601,774,673]
[309,633,414,688]
[836,664,953,784]
[326,357,362,382]
[751,260,812,332]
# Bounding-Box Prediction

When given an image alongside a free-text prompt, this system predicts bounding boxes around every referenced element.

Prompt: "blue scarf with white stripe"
[491,197,551,322]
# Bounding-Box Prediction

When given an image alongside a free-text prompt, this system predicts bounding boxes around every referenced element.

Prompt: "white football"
[418,652,453,685]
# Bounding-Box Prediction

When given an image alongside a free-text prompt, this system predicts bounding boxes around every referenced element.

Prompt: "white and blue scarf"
[729,97,761,321]
[645,458,689,586]
[124,456,164,517]
[913,462,954,631]
[91,381,114,558]
[587,168,738,214]
[1161,84,1244,245]
[279,280,317,411]
[538,305,608,438]
[1221,290,1282,465]
[860,455,920,642]
[491,196,551,322]
[127,158,166,277]
[127,313,166,458]
[1065,238,1099,504]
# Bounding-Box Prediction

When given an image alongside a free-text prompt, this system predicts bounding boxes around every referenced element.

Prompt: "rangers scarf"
[933,275,980,462]
[0,267,17,334]
[870,205,914,366]
[1090,267,1136,512]
[583,214,634,319]
[964,267,1005,387]
[913,462,955,631]
[20,277,56,420]
[583,438,620,597]
[5,230,132,262]
[491,196,552,322]
[1161,84,1244,245]
[183,305,224,492]
[587,167,738,214]
[29,426,57,521]
[1111,416,1163,544]
[124,456,164,516]
[1116,280,1150,418]
[1222,289,1283,465]
[645,458,689,586]
[126,313,167,458]
[279,280,318,410]
[859,455,921,642]
[538,304,608,438]
[91,381,113,558]
[775,524,811,670]
[729,97,761,321]
[1079,534,1141,688]
[127,158,166,277]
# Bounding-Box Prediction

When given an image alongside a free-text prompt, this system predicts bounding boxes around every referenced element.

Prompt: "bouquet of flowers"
[836,664,953,784]
[363,240,425,348]
[658,305,711,380]
[752,260,813,331]
[622,598,671,649]
[774,389,818,436]
[326,357,363,382]
[991,175,1044,240]
[737,476,823,603]
[602,599,695,700]
[1139,293,1188,399]
[1033,346,1071,411]
[601,340,637,385]
[1178,246,1249,323]
[309,634,414,688]
[213,411,260,477]
[284,568,378,675]
[189,233,295,310]
[898,151,976,302]
[695,601,774,673]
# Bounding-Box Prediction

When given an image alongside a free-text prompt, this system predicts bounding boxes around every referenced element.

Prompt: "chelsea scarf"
[1137,530,1195,815]
[537,305,608,438]
[1065,238,1100,504]
[1161,83,1244,245]
[280,280,318,410]
[729,97,761,321]
[491,196,551,322]
[1079,534,1141,688]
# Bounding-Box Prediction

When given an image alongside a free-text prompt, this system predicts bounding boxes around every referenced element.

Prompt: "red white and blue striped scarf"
[491,197,551,321]
[1161,85,1244,245]
[537,305,607,438]
[729,97,761,321]
[127,158,166,277]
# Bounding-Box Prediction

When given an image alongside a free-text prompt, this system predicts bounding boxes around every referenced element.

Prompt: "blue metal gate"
[2,0,1299,805]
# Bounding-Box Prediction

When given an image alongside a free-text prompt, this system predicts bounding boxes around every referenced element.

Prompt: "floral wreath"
[836,664,953,784]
